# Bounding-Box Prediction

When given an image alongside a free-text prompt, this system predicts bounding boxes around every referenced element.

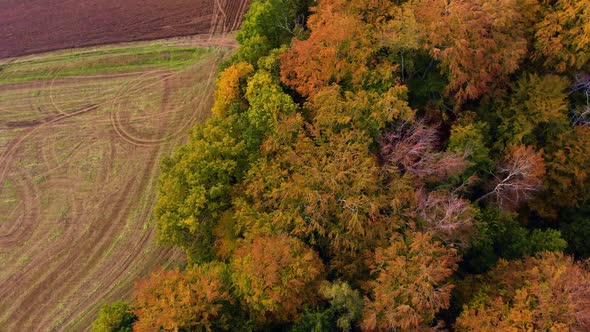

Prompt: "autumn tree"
[280,0,399,97]
[132,263,234,332]
[456,252,590,331]
[230,234,324,323]
[478,145,545,210]
[413,0,539,104]
[154,117,250,262]
[361,231,459,331]
[533,0,590,72]
[212,62,254,118]
[447,119,493,175]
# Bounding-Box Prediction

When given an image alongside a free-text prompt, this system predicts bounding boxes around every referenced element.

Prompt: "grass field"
[0,41,231,331]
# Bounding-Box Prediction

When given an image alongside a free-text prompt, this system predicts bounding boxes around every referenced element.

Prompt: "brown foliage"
[280,0,399,97]
[132,263,231,332]
[456,252,590,331]
[413,0,538,104]
[361,231,458,331]
[230,234,324,322]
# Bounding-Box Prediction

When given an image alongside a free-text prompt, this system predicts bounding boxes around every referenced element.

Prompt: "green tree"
[154,117,249,262]
[229,0,310,66]
[92,301,136,332]
[496,74,570,149]
[462,208,567,273]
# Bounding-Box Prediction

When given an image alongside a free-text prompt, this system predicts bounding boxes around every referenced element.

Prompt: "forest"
[93,0,590,330]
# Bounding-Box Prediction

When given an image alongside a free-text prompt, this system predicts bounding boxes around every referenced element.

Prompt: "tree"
[381,121,469,183]
[92,301,136,332]
[320,281,364,331]
[235,125,397,255]
[227,0,310,66]
[280,0,398,97]
[478,145,545,210]
[361,231,458,331]
[212,62,254,118]
[456,252,590,331]
[533,126,590,218]
[413,0,539,104]
[447,120,493,174]
[533,0,590,72]
[231,234,324,323]
[415,189,475,247]
[496,74,570,148]
[154,117,249,262]
[462,207,567,273]
[132,263,233,332]
[243,69,298,148]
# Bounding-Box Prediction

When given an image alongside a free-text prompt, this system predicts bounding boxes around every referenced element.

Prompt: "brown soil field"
[0,1,249,329]
[0,0,250,59]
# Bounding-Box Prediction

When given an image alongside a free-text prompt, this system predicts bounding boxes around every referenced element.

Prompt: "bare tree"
[381,121,469,182]
[478,145,545,210]
[571,73,590,127]
[415,188,475,247]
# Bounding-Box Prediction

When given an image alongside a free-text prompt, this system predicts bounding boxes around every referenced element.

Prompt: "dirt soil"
[0,0,249,59]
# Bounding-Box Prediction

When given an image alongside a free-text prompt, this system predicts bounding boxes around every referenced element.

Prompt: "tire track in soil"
[0,173,40,249]
[0,57,208,332]
[0,1,249,328]
[27,63,203,330]
[110,57,219,147]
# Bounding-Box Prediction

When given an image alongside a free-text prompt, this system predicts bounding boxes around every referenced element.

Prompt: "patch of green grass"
[0,45,211,83]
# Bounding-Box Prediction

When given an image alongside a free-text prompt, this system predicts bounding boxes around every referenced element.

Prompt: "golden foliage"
[230,234,324,322]
[132,263,232,332]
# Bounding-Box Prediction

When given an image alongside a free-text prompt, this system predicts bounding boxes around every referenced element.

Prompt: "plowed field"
[0,0,250,59]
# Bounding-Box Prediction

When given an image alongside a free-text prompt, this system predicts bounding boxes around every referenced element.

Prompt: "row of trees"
[94,0,590,330]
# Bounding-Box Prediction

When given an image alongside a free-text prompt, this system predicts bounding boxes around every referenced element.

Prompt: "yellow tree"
[212,62,254,118]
